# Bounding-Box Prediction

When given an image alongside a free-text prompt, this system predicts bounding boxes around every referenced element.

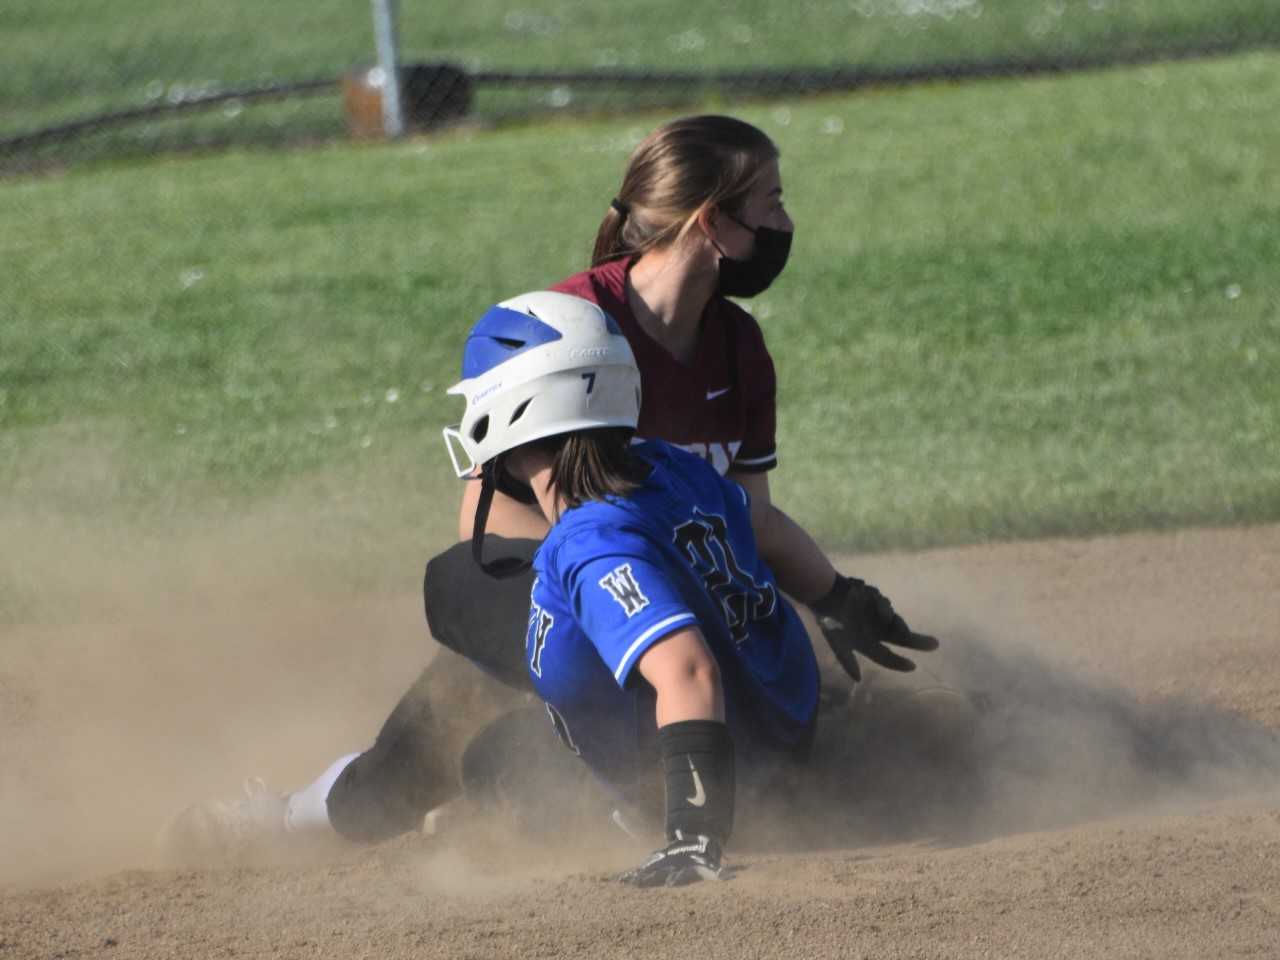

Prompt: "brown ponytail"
[592,202,632,268]
[590,115,779,267]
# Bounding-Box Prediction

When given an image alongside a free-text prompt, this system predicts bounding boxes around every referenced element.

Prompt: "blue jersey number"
[673,508,777,643]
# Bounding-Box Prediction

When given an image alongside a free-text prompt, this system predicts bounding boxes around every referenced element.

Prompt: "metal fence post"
[371,0,405,138]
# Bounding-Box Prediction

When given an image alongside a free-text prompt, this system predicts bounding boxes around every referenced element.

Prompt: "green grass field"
[2,52,1278,583]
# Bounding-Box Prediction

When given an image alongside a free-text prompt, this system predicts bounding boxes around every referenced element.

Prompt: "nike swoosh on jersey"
[686,756,707,807]
[705,386,732,400]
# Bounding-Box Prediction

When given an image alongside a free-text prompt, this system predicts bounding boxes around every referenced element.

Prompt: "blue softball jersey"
[525,439,819,793]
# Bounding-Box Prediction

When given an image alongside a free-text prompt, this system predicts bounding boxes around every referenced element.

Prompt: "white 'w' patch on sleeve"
[598,562,650,617]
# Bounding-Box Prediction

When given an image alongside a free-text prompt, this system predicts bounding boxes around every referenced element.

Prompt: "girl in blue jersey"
[441,289,823,885]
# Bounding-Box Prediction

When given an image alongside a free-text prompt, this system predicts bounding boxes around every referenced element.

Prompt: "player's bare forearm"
[635,627,725,726]
[756,504,838,604]
[729,469,836,605]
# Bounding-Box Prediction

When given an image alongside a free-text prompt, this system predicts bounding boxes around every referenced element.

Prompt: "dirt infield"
[2,523,1278,959]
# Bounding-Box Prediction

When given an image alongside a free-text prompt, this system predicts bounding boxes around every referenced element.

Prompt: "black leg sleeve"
[424,537,539,693]
[326,538,538,844]
[325,653,524,844]
[325,666,458,844]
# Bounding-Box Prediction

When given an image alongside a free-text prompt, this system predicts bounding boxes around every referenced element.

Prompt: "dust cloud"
[3,440,1278,888]
[783,628,1280,853]
[772,543,1280,852]
[0,451,446,887]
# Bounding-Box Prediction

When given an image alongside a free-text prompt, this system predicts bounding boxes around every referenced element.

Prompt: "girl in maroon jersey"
[471,114,831,605]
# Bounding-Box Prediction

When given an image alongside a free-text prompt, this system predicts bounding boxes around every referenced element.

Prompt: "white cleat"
[157,777,289,869]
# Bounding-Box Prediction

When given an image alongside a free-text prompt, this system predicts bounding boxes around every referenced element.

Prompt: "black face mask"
[715,219,793,299]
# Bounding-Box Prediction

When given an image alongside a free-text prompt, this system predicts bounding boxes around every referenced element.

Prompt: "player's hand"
[616,834,723,888]
[813,574,938,682]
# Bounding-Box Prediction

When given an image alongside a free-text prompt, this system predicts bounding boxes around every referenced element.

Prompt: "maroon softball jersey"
[552,257,777,476]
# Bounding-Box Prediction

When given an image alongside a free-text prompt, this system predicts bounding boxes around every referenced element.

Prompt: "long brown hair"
[591,115,779,267]
[527,428,649,518]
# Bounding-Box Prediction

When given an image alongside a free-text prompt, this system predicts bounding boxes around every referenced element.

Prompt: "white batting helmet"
[442,290,641,476]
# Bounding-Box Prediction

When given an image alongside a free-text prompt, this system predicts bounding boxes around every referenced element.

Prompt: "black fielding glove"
[813,574,939,683]
[617,720,734,888]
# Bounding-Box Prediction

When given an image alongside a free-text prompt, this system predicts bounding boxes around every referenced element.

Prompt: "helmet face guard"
[443,291,642,575]
[441,424,477,479]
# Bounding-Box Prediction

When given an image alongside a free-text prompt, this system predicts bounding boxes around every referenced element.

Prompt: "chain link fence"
[3,0,1278,174]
